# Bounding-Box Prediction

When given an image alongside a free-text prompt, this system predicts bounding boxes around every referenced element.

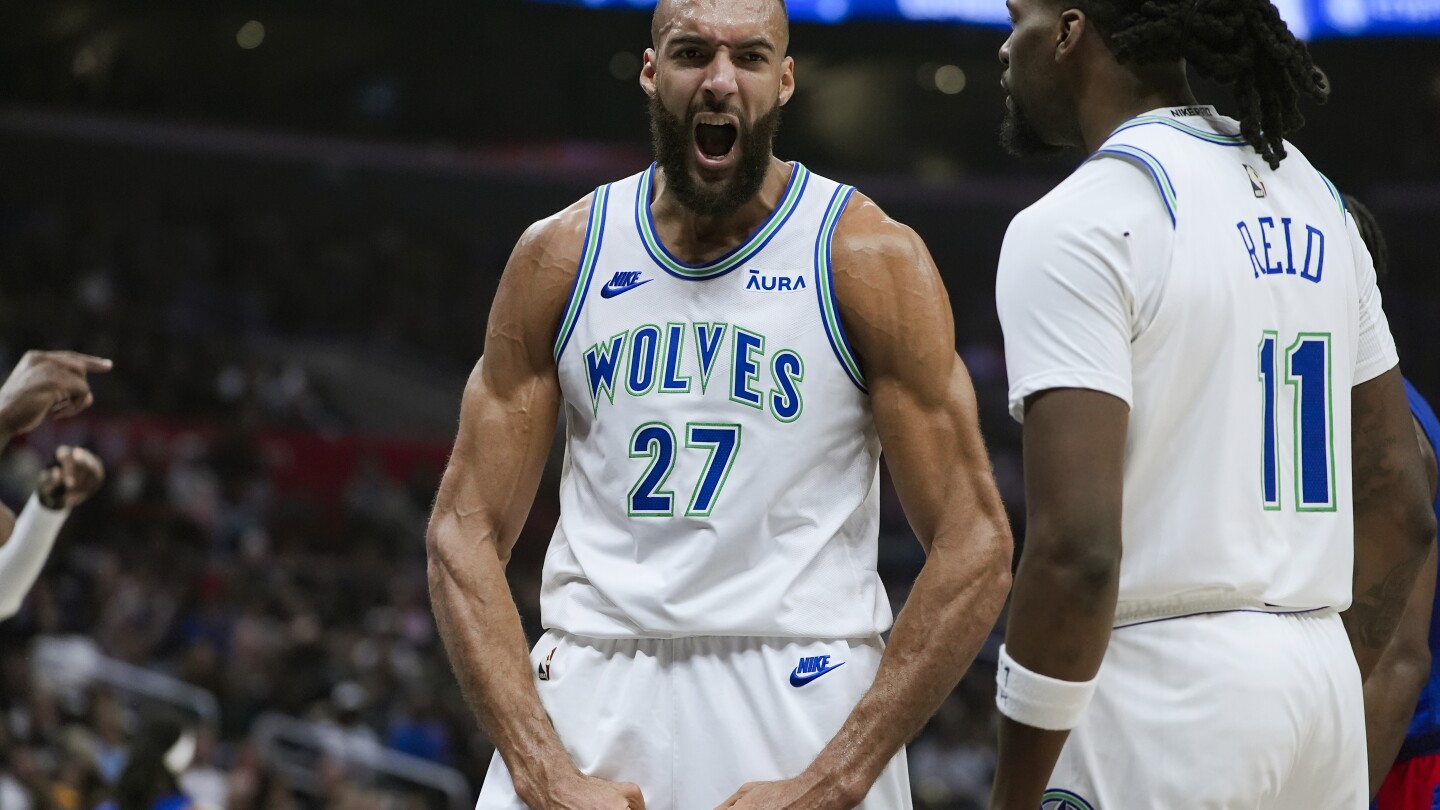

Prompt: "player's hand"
[523,771,646,810]
[0,351,112,441]
[713,775,860,810]
[37,446,105,510]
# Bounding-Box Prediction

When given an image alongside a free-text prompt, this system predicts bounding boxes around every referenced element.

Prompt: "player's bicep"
[870,356,999,552]
[1353,368,1430,519]
[431,217,579,559]
[1020,388,1127,547]
[836,215,1000,551]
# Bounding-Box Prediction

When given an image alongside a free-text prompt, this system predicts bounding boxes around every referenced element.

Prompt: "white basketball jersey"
[997,106,1399,625]
[543,163,892,638]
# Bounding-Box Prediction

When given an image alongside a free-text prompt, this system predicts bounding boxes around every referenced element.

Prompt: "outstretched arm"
[426,199,645,810]
[717,195,1013,810]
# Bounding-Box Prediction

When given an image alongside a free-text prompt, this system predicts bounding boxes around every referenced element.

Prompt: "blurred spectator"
[98,715,195,810]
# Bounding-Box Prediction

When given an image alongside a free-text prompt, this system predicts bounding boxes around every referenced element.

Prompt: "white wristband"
[994,643,1098,731]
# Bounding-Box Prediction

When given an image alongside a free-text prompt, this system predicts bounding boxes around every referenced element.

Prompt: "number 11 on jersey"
[1259,331,1336,512]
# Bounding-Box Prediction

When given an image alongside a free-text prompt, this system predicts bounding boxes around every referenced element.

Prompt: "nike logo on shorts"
[789,656,845,687]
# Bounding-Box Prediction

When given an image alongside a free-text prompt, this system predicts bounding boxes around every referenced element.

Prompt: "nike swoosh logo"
[789,661,845,687]
[599,278,653,299]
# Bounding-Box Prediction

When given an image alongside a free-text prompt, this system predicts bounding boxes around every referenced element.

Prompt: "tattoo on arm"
[1349,543,1430,648]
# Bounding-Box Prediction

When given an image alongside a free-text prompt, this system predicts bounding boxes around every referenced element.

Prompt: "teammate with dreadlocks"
[988,0,1435,806]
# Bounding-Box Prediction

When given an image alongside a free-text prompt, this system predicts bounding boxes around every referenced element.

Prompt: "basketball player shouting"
[426,1,1013,808]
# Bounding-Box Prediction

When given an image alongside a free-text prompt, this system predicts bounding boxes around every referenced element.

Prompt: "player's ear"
[778,56,795,106]
[640,49,659,97]
[1056,8,1087,59]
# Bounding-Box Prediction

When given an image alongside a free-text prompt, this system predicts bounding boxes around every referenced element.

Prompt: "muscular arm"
[426,198,644,810]
[1363,416,1439,795]
[725,196,1013,808]
[1345,368,1437,681]
[988,389,1126,810]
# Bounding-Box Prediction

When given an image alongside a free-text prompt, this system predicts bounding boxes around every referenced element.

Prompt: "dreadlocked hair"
[1077,0,1330,168]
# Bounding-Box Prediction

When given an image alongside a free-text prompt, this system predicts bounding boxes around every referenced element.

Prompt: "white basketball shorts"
[1044,608,1365,810]
[474,631,912,810]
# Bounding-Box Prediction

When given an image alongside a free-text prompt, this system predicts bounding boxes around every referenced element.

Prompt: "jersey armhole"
[1089,145,1178,229]
[813,184,867,393]
[552,183,612,361]
[1316,171,1346,216]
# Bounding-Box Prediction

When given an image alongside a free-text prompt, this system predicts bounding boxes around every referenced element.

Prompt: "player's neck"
[1077,65,1198,155]
[650,157,793,265]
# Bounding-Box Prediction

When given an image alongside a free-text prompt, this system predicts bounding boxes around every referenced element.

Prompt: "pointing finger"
[48,352,113,374]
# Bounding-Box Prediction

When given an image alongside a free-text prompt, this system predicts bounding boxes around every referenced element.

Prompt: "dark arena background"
[1,1,1438,808]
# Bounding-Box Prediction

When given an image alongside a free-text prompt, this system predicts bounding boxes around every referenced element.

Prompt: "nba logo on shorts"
[1041,789,1095,810]
[537,647,557,681]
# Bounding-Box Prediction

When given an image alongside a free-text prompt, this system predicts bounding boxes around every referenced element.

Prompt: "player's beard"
[649,95,782,217]
[999,97,1066,158]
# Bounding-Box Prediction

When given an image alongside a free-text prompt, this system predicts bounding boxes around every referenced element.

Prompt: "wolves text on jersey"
[582,322,804,423]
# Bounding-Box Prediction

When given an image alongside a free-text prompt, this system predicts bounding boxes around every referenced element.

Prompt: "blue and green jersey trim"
[1316,172,1345,216]
[553,183,612,361]
[1091,143,1178,228]
[813,184,866,393]
[634,162,811,280]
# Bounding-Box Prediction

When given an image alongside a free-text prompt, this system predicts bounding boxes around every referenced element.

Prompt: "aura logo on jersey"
[744,268,807,292]
[1040,790,1095,810]
[583,322,805,423]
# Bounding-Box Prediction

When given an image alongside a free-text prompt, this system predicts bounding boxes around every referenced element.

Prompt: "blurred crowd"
[0,191,1017,809]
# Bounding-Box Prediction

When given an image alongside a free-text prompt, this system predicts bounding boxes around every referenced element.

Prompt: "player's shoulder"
[830,191,931,282]
[492,192,600,346]
[828,191,948,339]
[511,191,599,278]
[1006,156,1170,249]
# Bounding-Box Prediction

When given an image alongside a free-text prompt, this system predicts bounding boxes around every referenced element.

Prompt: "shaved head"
[651,0,789,52]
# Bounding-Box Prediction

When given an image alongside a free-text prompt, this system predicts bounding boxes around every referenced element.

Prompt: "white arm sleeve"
[0,495,70,620]
[1346,211,1400,385]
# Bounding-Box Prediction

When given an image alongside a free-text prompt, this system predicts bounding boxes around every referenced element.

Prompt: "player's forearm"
[1362,541,1436,794]
[426,516,575,802]
[1365,647,1430,795]
[989,528,1120,810]
[1346,508,1434,679]
[805,527,1011,806]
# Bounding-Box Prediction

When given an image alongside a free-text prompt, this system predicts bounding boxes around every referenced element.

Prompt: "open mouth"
[693,114,739,168]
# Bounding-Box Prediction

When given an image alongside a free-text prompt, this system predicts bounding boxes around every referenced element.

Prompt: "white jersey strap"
[554,183,613,361]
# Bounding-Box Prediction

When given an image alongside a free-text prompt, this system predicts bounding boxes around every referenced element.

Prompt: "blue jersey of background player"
[1348,194,1440,808]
